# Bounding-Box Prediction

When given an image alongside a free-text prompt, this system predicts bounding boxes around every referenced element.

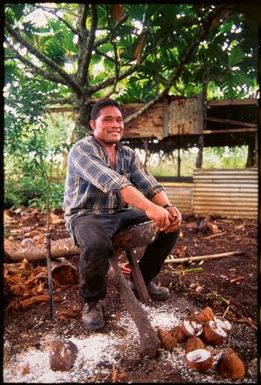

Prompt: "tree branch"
[89,30,165,95]
[76,4,89,31]
[6,42,67,85]
[80,4,98,85]
[94,47,115,63]
[46,97,76,106]
[94,14,129,48]
[124,5,235,124]
[89,52,149,94]
[105,4,120,95]
[5,21,83,95]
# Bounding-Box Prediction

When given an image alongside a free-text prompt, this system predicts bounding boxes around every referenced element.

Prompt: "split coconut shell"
[203,320,227,345]
[157,328,177,350]
[170,325,187,343]
[185,336,205,354]
[192,307,214,323]
[216,348,245,380]
[186,348,213,372]
[214,316,232,333]
[181,317,203,338]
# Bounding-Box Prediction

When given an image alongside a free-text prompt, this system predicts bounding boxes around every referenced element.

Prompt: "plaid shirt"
[64,135,164,231]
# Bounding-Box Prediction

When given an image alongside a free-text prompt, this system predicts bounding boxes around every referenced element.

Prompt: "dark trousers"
[71,209,180,303]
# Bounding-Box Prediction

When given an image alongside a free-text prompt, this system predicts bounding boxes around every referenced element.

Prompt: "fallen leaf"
[22,363,30,375]
[50,213,63,225]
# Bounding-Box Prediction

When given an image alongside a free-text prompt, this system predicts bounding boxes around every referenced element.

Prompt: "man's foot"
[82,300,105,331]
[128,279,170,301]
[146,282,170,301]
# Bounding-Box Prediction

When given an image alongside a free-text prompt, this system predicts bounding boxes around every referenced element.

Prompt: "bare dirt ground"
[3,208,259,383]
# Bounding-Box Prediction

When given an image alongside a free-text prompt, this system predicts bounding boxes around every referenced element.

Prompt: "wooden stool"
[110,220,160,357]
[112,220,158,304]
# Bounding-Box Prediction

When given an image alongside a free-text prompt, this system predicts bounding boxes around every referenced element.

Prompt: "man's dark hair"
[90,98,122,120]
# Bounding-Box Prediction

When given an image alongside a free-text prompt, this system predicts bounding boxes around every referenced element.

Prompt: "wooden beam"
[205,117,257,128]
[203,128,257,134]
[207,99,258,106]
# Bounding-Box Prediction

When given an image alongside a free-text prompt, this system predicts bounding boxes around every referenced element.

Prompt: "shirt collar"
[90,134,124,152]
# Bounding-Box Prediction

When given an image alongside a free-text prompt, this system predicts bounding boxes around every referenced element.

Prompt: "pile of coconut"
[157,306,245,380]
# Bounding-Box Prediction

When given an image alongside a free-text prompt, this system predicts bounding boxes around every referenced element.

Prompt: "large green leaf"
[228,46,245,66]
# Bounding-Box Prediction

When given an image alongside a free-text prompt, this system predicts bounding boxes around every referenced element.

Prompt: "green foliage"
[5,3,258,106]
[4,76,67,210]
[5,169,64,210]
[4,4,258,208]
[28,182,64,211]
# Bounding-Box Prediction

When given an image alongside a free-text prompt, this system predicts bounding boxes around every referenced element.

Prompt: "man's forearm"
[120,185,173,230]
[151,190,172,207]
[120,185,155,211]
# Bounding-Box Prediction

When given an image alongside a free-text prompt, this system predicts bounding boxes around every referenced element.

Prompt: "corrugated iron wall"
[193,168,258,219]
[161,168,258,219]
[162,183,193,214]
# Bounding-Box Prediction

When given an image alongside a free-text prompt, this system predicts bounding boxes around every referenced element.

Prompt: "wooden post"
[177,148,181,177]
[196,76,208,169]
[246,138,255,168]
[142,138,149,170]
[254,132,258,168]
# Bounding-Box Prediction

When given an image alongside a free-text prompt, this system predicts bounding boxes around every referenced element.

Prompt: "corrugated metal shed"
[168,96,203,135]
[161,182,193,214]
[193,168,258,219]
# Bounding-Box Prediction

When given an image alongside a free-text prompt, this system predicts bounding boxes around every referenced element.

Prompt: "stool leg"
[126,249,151,304]
[110,252,158,357]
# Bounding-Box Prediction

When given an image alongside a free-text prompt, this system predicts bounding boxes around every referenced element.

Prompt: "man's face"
[90,105,124,144]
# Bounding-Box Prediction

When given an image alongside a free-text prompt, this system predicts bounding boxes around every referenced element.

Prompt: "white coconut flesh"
[186,348,212,362]
[209,320,227,337]
[183,319,203,336]
[214,317,232,331]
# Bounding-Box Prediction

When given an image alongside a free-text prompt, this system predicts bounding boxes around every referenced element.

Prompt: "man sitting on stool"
[64,98,182,331]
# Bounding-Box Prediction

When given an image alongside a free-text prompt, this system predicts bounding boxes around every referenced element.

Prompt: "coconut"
[181,317,203,337]
[216,348,245,379]
[203,320,227,345]
[170,325,187,343]
[192,307,215,323]
[185,336,205,354]
[214,316,232,333]
[157,328,177,350]
[186,348,213,372]
[47,338,78,371]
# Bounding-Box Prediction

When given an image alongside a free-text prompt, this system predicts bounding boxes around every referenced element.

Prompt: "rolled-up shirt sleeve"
[130,152,164,198]
[71,145,133,193]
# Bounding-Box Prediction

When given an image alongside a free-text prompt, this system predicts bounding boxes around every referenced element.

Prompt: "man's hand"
[145,205,171,231]
[119,185,181,231]
[163,206,182,233]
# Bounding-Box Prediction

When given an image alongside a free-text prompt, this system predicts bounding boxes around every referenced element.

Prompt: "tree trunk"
[4,238,79,261]
[5,221,158,261]
[74,97,93,141]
